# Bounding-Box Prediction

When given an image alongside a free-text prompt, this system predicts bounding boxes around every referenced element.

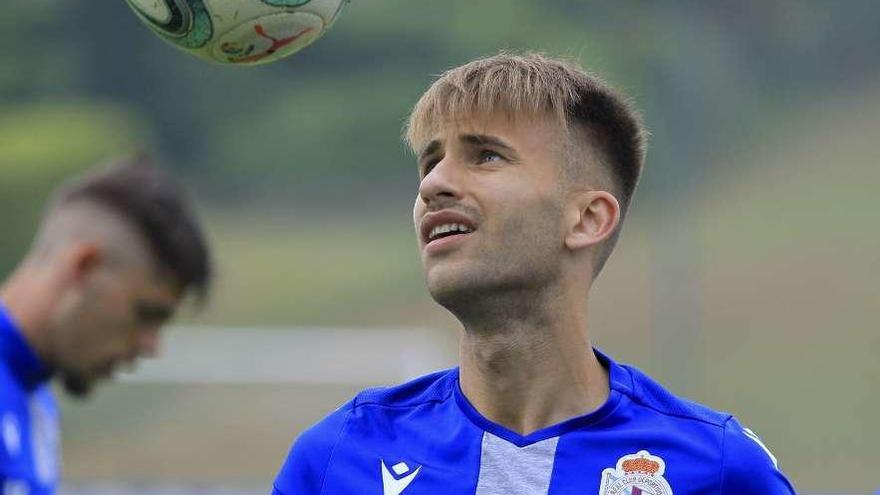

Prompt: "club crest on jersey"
[598,450,673,495]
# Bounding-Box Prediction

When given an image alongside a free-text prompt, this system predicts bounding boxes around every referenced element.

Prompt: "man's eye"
[135,304,173,326]
[478,150,502,163]
[421,159,439,178]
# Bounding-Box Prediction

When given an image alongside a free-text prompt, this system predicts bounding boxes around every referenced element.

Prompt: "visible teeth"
[429,223,472,240]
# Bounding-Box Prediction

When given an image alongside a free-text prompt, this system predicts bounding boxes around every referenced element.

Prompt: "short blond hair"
[405,52,647,276]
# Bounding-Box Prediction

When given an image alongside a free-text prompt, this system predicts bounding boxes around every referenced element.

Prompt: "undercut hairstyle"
[405,52,647,277]
[51,154,212,302]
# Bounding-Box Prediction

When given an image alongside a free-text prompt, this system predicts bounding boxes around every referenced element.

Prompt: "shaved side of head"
[30,199,157,276]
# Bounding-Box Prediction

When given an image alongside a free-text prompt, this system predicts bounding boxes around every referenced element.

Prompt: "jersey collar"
[0,303,52,390]
[453,347,626,447]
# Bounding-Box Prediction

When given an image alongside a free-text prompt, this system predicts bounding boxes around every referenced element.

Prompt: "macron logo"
[381,459,421,495]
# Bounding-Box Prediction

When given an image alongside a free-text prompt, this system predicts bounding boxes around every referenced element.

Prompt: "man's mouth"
[420,211,478,247]
[427,222,475,244]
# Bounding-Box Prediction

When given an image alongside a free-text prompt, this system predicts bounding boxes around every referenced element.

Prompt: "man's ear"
[64,241,104,284]
[564,190,620,252]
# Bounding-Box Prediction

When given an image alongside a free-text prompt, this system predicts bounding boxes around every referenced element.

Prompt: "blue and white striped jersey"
[272,349,796,495]
[0,305,60,495]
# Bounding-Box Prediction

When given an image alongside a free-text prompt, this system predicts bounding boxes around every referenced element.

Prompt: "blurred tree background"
[2,1,879,492]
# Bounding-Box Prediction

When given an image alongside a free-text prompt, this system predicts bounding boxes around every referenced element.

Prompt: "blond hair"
[405,52,647,276]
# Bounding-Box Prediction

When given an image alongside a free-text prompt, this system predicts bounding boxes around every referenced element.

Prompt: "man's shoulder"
[0,369,54,411]
[272,368,459,495]
[0,363,23,409]
[351,367,458,410]
[296,367,458,448]
[719,416,797,493]
[609,358,796,493]
[0,369,20,470]
[613,360,732,429]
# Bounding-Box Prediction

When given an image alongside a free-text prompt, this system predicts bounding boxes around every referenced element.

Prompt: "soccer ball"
[124,0,349,65]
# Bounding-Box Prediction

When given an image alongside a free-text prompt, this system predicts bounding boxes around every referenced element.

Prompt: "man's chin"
[427,272,487,310]
[61,373,97,399]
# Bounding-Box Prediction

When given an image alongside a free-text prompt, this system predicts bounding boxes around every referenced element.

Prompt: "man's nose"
[418,157,463,206]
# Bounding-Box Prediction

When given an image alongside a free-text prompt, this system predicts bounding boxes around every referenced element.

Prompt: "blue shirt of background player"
[0,304,60,495]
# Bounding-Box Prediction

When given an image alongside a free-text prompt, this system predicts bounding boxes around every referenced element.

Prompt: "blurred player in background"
[272,52,796,494]
[0,155,212,494]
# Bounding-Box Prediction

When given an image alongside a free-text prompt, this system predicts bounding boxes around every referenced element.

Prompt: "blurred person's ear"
[65,241,104,285]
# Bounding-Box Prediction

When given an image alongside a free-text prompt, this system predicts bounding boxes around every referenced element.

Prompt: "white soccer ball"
[124,0,349,65]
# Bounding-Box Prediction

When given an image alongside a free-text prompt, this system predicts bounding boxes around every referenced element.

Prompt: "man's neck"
[0,263,54,365]
[455,290,609,436]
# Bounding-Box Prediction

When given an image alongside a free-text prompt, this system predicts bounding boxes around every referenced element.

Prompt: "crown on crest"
[622,455,661,475]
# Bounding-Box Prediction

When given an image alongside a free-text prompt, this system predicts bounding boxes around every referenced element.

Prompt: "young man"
[0,156,212,494]
[272,53,796,494]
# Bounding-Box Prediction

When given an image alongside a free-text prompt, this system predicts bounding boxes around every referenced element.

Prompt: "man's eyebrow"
[418,133,518,165]
[461,134,517,154]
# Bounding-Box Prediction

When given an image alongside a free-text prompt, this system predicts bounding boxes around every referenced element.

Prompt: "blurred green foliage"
[2,1,878,199]
[0,103,143,178]
[0,102,145,273]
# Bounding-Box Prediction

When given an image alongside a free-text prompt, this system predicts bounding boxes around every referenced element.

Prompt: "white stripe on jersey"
[743,427,779,468]
[475,432,559,495]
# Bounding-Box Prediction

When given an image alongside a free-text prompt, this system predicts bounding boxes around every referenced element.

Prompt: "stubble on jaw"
[427,193,568,333]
